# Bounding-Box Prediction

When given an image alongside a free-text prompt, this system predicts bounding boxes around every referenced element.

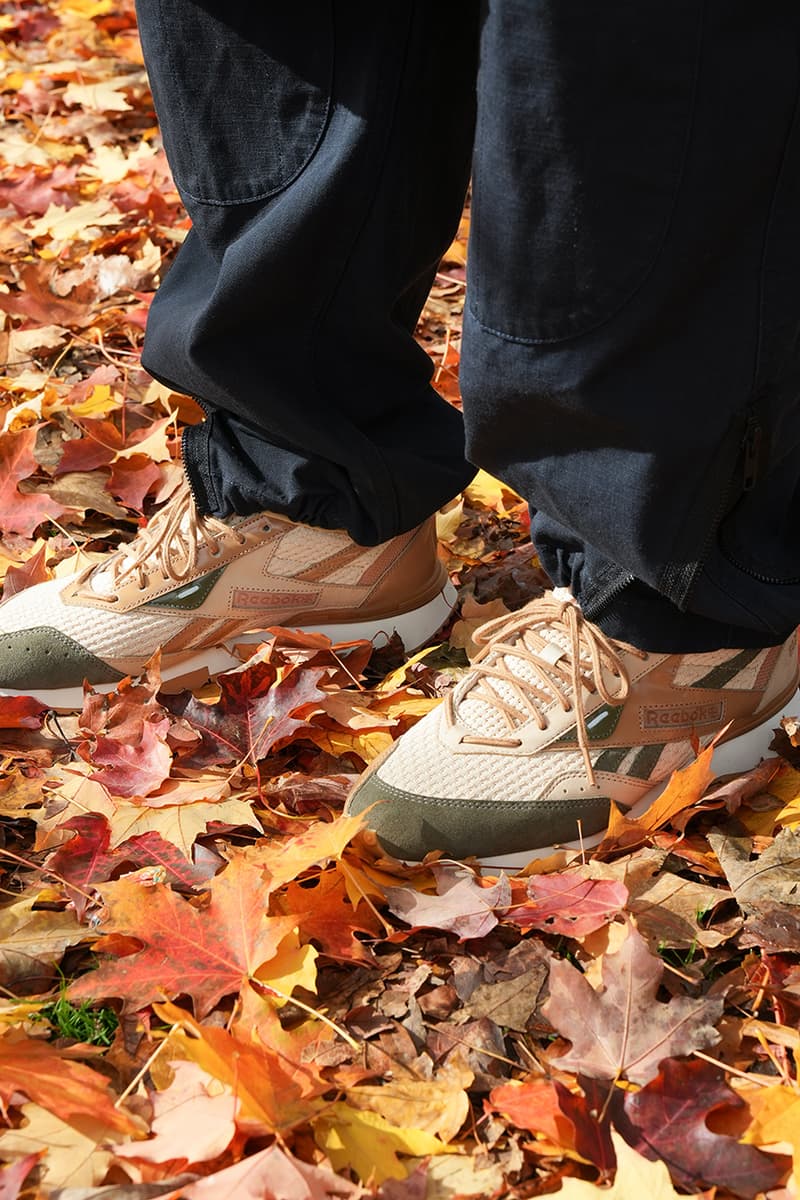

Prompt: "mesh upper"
[0,577,185,660]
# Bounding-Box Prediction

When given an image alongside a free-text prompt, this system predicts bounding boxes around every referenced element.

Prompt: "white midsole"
[0,585,457,711]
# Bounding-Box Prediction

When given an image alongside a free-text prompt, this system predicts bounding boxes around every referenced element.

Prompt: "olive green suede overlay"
[0,628,124,690]
[346,772,612,862]
[143,567,225,610]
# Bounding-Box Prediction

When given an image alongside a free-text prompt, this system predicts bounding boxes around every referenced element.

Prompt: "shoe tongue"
[454,606,587,737]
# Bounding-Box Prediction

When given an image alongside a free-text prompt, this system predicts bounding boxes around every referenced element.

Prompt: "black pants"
[137,0,800,653]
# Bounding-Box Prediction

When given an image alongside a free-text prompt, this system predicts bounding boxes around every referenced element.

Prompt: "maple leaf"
[556,1130,702,1199]
[0,695,47,730]
[166,1142,361,1200]
[278,868,382,964]
[0,426,65,536]
[344,1059,473,1143]
[615,1058,784,1198]
[385,863,511,941]
[115,1061,237,1166]
[0,1029,139,1135]
[507,871,628,937]
[68,856,299,1016]
[488,1077,614,1170]
[542,924,723,1084]
[0,893,85,991]
[245,812,366,893]
[45,813,209,917]
[164,661,327,765]
[154,1001,328,1133]
[313,1102,458,1184]
[741,1082,800,1189]
[0,1104,115,1191]
[0,1154,41,1200]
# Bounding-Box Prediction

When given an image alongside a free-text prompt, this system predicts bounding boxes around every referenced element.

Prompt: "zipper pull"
[742,417,762,491]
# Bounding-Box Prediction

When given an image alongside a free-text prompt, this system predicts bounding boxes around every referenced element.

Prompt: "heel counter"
[364,519,449,613]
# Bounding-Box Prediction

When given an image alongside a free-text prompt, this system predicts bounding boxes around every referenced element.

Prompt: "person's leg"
[137,0,479,546]
[0,2,480,707]
[348,0,800,866]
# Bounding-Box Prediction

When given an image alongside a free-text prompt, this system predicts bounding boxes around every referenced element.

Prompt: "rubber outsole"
[0,584,457,711]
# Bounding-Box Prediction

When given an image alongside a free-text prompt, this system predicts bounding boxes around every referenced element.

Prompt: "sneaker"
[345,588,800,868]
[0,478,455,709]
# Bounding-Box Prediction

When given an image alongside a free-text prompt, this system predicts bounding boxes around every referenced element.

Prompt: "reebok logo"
[641,701,723,730]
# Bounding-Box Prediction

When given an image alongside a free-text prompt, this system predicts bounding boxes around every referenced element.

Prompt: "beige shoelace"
[79,480,246,598]
[448,593,647,785]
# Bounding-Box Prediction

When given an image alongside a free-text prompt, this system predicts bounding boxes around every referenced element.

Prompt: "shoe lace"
[79,480,246,598]
[448,592,647,785]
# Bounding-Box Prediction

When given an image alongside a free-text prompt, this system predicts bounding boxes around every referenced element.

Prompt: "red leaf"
[68,855,297,1016]
[107,453,161,510]
[0,695,47,729]
[165,660,327,765]
[616,1058,784,1198]
[488,1076,615,1171]
[507,872,628,937]
[0,427,65,537]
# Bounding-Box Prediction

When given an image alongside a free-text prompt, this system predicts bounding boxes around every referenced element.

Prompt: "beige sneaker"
[346,589,800,868]
[0,479,455,708]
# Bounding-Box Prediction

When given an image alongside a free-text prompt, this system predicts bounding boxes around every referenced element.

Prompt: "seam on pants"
[158,0,335,207]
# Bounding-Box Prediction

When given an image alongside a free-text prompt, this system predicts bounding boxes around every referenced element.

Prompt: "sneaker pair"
[1,481,796,866]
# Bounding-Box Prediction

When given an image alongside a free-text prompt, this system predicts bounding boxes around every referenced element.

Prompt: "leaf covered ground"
[1,4,800,1198]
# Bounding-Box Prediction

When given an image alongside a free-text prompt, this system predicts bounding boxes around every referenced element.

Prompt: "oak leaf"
[68,856,299,1015]
[543,924,723,1084]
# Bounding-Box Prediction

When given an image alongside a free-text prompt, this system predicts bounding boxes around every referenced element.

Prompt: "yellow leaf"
[345,1059,473,1143]
[636,740,716,832]
[436,498,465,545]
[313,1103,457,1184]
[557,1131,700,1198]
[766,764,800,827]
[69,384,120,418]
[243,813,365,892]
[741,1083,800,1186]
[62,0,114,15]
[306,726,394,762]
[254,930,318,1004]
[62,79,133,113]
[27,200,120,242]
[464,468,523,514]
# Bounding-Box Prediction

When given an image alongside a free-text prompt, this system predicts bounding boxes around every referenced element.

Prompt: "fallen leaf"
[708,826,800,912]
[0,1104,115,1190]
[555,1130,701,1198]
[507,871,628,937]
[543,924,723,1084]
[0,1029,138,1134]
[313,1103,457,1184]
[115,1061,237,1165]
[0,426,65,536]
[385,864,511,941]
[617,1057,783,1197]
[345,1058,473,1143]
[68,856,299,1015]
